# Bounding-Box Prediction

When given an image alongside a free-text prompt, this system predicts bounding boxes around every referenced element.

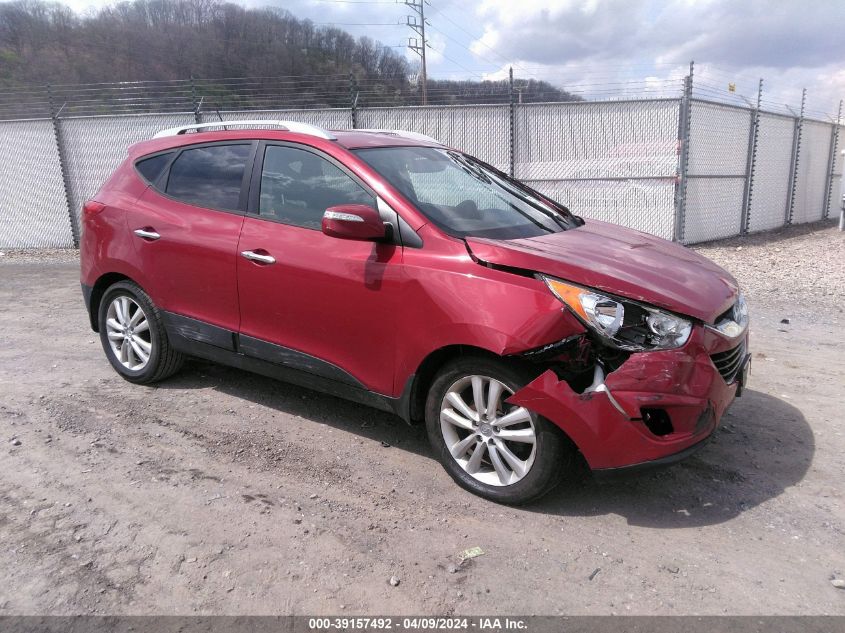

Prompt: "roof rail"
[152,120,337,140]
[356,129,442,145]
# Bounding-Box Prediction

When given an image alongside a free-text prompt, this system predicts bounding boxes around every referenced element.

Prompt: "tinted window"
[355,146,579,239]
[165,144,251,211]
[259,145,374,229]
[136,152,172,184]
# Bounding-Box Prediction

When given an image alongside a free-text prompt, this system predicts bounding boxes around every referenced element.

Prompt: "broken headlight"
[542,276,692,351]
[710,292,749,338]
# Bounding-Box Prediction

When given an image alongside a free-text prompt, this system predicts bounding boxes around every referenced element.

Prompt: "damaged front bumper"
[508,326,749,472]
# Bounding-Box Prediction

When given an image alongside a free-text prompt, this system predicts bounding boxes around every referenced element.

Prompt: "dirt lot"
[0,221,844,615]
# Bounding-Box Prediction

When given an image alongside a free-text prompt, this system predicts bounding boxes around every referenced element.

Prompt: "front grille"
[710,339,746,383]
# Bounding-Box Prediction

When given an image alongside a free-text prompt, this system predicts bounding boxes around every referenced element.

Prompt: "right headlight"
[542,276,692,351]
[711,292,748,338]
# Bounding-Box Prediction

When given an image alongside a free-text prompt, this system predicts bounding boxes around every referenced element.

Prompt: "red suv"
[80,121,750,504]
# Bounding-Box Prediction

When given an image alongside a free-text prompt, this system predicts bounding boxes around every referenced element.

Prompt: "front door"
[235,143,402,396]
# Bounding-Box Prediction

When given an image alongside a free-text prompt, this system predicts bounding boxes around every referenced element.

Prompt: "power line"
[310,0,397,4]
[426,44,490,82]
[417,5,519,83]
[418,7,685,89]
[428,8,535,80]
[313,21,401,26]
[424,22,499,74]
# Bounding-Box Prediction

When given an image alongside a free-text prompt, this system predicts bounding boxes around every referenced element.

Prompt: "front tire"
[425,356,570,504]
[98,281,184,384]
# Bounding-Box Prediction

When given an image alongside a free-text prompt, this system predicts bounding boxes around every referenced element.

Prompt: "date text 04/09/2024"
[307,617,528,631]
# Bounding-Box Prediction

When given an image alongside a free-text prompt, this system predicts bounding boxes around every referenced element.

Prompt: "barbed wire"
[0,71,840,122]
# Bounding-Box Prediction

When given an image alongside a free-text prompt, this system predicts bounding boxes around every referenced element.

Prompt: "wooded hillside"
[0,0,578,106]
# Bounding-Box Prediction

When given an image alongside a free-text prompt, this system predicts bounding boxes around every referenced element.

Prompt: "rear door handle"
[241,250,276,265]
[133,228,161,241]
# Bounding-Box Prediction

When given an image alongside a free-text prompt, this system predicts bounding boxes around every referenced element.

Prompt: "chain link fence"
[0,118,72,248]
[198,108,352,130]
[359,105,511,172]
[0,77,842,249]
[58,113,197,232]
[747,112,795,233]
[514,100,680,240]
[682,101,751,243]
[793,120,833,225]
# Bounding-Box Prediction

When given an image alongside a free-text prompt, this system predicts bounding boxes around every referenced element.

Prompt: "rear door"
[127,141,256,336]
[235,142,402,396]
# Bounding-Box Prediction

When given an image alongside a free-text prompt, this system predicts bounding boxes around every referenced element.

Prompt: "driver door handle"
[241,250,276,265]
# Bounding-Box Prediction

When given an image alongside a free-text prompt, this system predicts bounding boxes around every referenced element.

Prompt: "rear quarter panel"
[80,159,148,288]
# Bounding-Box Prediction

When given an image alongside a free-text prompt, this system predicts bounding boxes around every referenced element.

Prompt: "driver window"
[259,145,374,229]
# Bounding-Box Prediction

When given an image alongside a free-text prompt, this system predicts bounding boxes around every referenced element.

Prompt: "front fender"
[394,268,585,391]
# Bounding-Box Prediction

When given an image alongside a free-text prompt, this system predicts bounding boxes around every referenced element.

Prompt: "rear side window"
[135,152,173,184]
[165,144,252,211]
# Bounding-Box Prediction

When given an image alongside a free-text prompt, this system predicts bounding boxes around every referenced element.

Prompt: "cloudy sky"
[61,0,845,117]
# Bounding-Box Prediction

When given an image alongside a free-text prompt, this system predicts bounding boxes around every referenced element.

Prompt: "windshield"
[354,146,581,240]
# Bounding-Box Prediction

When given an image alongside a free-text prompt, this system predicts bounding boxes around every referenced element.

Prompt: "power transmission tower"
[406,0,428,105]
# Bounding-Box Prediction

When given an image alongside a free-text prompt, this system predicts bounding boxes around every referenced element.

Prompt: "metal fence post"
[47,84,79,248]
[349,73,359,129]
[190,75,202,123]
[508,67,515,177]
[740,79,763,235]
[785,88,806,226]
[822,99,842,220]
[673,62,693,242]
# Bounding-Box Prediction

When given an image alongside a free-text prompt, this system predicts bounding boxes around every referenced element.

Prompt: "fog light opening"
[641,408,673,436]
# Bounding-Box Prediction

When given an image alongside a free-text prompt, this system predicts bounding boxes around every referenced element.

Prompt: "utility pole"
[406,0,428,105]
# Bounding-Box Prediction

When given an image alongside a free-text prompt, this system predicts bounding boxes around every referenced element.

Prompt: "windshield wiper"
[457,153,580,230]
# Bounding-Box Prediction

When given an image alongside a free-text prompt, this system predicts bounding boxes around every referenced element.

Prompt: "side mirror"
[321,204,386,241]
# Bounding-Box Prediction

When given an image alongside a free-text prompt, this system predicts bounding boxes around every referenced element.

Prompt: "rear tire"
[98,281,184,384]
[425,355,571,505]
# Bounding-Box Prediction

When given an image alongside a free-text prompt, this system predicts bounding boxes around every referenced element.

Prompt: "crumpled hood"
[466,220,739,323]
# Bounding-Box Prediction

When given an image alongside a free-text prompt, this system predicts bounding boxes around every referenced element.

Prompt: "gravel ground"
[691,220,844,322]
[0,219,843,615]
[0,248,80,264]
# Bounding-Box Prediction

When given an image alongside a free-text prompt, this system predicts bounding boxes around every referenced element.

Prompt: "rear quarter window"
[135,152,173,184]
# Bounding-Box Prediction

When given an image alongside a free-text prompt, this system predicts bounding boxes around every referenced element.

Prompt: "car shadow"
[530,389,814,528]
[155,359,432,458]
[156,364,813,528]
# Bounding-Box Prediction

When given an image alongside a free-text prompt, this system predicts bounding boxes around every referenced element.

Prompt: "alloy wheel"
[105,295,152,371]
[439,375,537,487]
